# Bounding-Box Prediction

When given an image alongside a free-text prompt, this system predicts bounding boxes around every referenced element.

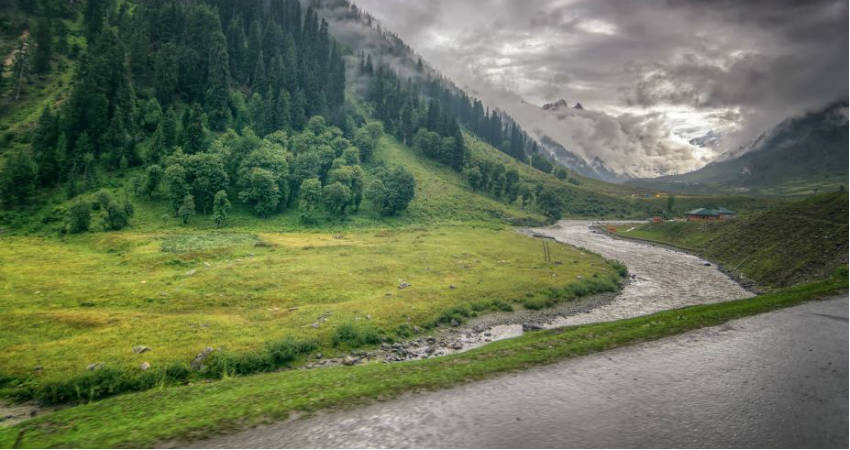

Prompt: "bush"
[67,201,91,233]
[427,305,473,328]
[266,337,317,365]
[332,322,383,347]
[366,166,415,216]
[16,336,318,405]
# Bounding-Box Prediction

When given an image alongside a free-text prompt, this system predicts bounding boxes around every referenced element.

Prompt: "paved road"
[191,295,848,448]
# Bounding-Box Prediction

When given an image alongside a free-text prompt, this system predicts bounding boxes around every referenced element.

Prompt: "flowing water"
[300,220,755,369]
[529,220,754,326]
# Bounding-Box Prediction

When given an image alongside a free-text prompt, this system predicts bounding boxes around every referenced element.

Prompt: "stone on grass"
[133,345,151,354]
[191,347,215,370]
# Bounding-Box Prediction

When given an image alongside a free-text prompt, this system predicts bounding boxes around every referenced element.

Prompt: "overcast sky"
[351,0,848,177]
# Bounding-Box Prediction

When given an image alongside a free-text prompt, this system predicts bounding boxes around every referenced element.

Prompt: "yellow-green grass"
[0,225,616,384]
[0,270,845,448]
[611,192,848,288]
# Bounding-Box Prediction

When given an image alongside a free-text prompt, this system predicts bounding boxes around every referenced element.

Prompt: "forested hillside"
[0,0,649,235]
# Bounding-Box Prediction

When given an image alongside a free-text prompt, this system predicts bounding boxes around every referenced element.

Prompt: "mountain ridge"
[629,100,849,196]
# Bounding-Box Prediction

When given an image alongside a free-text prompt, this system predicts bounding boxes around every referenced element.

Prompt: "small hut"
[714,207,737,220]
[686,207,736,222]
[686,208,719,222]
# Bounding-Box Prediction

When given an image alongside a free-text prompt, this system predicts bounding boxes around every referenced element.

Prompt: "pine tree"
[0,151,38,208]
[178,193,196,224]
[154,43,179,104]
[206,28,232,131]
[32,16,52,74]
[212,190,231,227]
[84,0,109,43]
[274,88,291,131]
[32,107,60,186]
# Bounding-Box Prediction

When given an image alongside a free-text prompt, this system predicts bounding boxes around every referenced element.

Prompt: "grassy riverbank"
[1,268,845,448]
[611,192,848,288]
[0,225,624,404]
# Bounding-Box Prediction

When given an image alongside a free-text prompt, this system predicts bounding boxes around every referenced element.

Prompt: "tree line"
[0,0,415,231]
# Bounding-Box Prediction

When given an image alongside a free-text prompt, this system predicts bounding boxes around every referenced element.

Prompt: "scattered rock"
[398,281,412,289]
[185,269,197,276]
[311,322,319,328]
[703,262,712,267]
[133,345,152,354]
[342,355,360,366]
[366,314,372,320]
[203,261,211,267]
[33,365,43,372]
[140,362,151,371]
[451,342,463,350]
[450,319,460,327]
[413,325,421,333]
[87,362,103,371]
[191,347,215,370]
[449,284,456,289]
[522,323,544,332]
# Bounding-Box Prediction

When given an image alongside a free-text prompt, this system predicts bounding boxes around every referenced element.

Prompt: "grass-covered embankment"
[612,192,848,288]
[0,225,624,404]
[0,268,845,448]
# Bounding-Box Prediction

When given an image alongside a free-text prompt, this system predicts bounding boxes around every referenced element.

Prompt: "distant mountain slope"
[630,101,849,196]
[537,134,628,183]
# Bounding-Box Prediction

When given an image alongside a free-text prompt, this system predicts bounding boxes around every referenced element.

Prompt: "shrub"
[266,337,317,365]
[366,166,415,216]
[332,322,383,347]
[67,201,91,233]
[427,305,473,328]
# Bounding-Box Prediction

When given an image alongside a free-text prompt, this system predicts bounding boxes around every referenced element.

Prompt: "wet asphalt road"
[191,295,848,448]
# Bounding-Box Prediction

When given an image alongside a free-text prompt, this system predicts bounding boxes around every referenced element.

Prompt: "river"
[185,221,846,448]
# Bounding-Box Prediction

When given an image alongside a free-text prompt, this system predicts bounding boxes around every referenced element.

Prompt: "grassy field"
[0,269,845,448]
[612,192,848,288]
[0,225,622,398]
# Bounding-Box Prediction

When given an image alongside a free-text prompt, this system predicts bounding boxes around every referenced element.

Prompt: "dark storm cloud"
[351,0,848,177]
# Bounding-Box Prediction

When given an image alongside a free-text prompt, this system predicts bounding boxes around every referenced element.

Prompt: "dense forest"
[0,0,421,229]
[0,0,583,232]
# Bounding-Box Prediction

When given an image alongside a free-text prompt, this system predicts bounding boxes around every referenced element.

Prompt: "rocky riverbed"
[301,220,753,368]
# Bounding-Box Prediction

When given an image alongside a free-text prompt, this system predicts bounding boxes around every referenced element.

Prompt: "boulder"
[398,281,412,289]
[191,347,215,370]
[140,362,151,371]
[133,345,152,354]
